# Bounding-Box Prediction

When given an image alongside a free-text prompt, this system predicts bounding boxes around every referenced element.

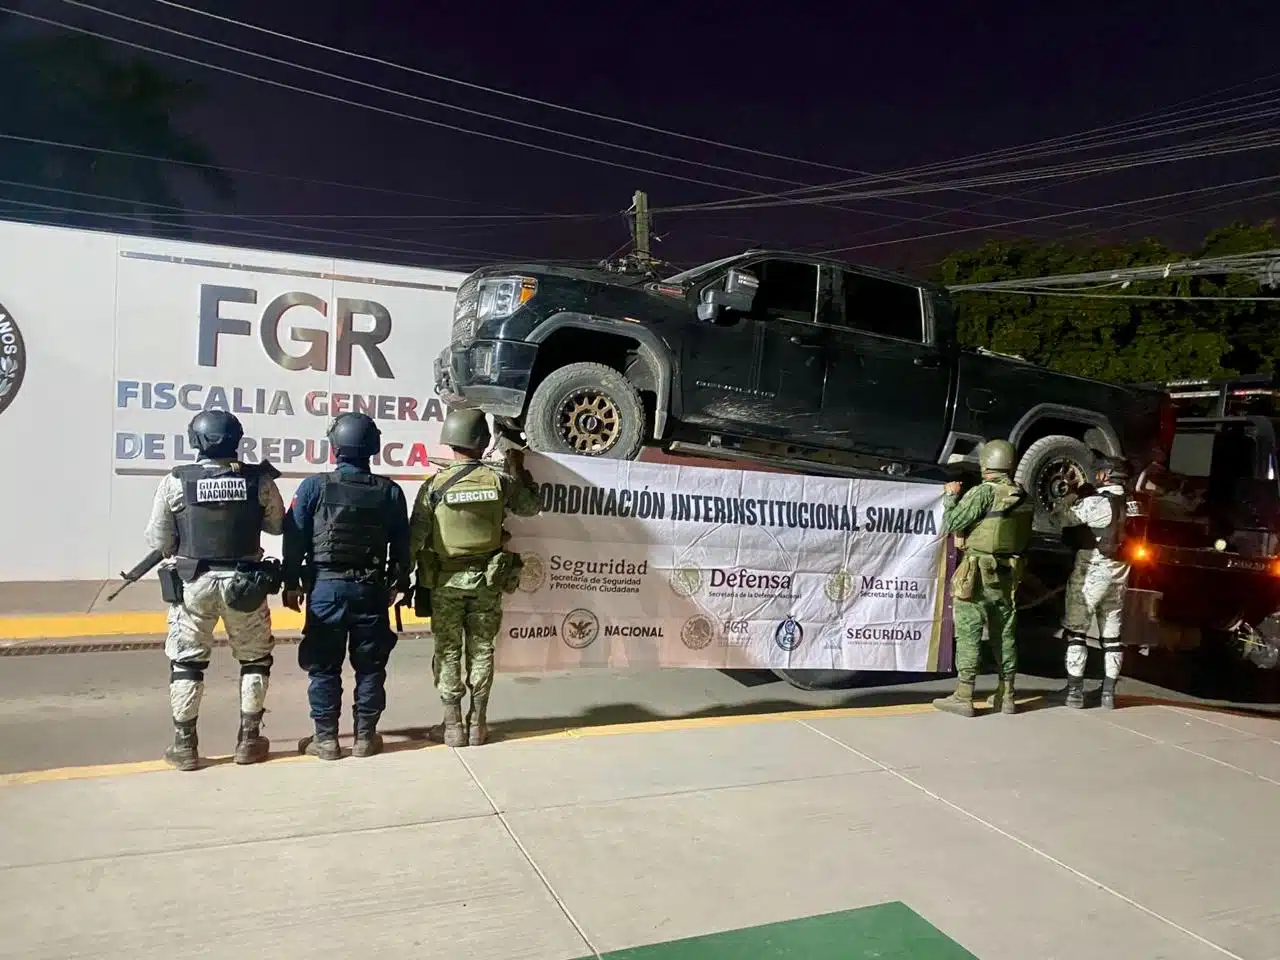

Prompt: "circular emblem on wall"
[824,569,855,604]
[518,552,546,593]
[774,616,804,652]
[681,614,718,650]
[0,301,28,416]
[669,567,703,598]
[561,608,600,650]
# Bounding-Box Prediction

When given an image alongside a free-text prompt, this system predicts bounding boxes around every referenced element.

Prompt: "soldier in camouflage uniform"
[409,409,540,746]
[933,439,1035,718]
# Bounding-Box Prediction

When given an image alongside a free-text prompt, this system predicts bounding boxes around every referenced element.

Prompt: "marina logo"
[561,608,600,650]
[824,569,855,604]
[0,301,27,417]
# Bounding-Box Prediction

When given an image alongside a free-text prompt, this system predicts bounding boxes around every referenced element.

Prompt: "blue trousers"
[297,579,397,727]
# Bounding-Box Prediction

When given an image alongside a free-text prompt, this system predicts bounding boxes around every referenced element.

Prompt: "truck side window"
[840,271,925,342]
[748,259,818,324]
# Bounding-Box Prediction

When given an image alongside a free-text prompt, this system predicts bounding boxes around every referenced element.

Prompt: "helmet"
[1094,454,1131,483]
[328,412,381,460]
[187,410,244,459]
[440,408,491,452]
[978,439,1016,473]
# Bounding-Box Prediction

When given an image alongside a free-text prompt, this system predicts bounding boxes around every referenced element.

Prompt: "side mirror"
[697,268,759,322]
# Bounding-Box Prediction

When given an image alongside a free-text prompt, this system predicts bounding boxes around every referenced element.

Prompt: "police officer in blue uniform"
[282,412,411,760]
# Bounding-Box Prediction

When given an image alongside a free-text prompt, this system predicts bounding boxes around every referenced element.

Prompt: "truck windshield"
[662,255,745,285]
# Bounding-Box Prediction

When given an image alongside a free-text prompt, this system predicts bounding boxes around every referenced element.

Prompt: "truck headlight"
[476,276,537,322]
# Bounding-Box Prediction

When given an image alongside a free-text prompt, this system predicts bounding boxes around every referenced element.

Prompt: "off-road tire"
[1014,434,1095,534]
[525,362,646,460]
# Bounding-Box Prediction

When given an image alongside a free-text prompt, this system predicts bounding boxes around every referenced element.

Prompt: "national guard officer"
[933,439,1035,718]
[282,412,411,760]
[145,410,286,771]
[1055,454,1133,710]
[409,409,540,747]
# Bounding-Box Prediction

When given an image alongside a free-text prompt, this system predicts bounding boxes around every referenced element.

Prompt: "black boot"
[234,710,270,765]
[467,696,489,746]
[352,710,383,758]
[164,720,199,772]
[298,716,341,761]
[1100,677,1117,710]
[1064,677,1085,709]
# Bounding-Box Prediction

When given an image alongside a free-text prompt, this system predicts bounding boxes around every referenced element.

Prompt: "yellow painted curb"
[0,700,939,787]
[0,610,431,641]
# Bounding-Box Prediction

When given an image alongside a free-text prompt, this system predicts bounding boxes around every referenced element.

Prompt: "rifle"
[105,548,165,602]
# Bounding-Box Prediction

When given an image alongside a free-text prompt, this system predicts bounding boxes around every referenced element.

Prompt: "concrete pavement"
[2,695,1278,959]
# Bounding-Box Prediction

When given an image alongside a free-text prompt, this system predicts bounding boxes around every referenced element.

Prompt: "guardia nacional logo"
[0,300,27,417]
[561,608,600,650]
[668,566,703,598]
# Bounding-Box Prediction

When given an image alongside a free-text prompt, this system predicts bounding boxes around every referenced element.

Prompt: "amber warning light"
[1126,542,1153,564]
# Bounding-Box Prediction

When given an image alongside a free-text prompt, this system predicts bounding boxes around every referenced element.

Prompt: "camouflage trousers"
[952,578,1018,683]
[431,585,503,703]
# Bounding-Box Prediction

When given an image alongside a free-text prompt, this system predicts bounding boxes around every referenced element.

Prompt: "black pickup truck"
[434,250,1175,529]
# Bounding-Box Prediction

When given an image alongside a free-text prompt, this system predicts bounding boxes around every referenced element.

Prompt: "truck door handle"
[913,356,939,368]
[790,335,819,347]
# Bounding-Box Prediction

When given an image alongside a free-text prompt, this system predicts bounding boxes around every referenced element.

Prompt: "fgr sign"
[198,284,395,378]
[0,300,27,416]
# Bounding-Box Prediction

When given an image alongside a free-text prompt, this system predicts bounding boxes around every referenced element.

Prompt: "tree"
[0,16,232,234]
[933,222,1280,383]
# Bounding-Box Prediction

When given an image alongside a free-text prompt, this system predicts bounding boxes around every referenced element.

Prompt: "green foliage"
[934,222,1280,383]
[0,17,231,235]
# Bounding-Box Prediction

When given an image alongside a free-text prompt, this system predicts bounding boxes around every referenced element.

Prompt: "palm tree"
[0,15,233,235]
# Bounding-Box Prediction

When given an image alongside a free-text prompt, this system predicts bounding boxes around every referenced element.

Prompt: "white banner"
[495,454,952,673]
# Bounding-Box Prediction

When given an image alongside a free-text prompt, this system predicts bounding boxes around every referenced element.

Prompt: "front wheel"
[524,362,646,460]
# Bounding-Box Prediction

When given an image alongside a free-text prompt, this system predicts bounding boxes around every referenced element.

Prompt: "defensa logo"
[669,566,797,600]
[561,608,600,650]
[0,301,27,416]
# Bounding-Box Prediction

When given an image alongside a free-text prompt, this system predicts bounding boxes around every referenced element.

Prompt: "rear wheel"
[1014,435,1094,533]
[773,669,863,691]
[525,362,646,460]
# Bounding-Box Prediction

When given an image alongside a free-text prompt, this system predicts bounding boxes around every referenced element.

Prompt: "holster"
[224,558,284,613]
[485,549,524,594]
[977,554,1002,590]
[157,565,184,605]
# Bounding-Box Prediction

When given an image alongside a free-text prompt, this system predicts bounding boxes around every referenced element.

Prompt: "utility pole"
[631,189,652,267]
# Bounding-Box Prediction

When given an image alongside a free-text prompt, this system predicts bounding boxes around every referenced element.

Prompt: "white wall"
[0,219,465,581]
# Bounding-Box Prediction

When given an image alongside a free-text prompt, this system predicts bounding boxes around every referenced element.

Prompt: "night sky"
[8,0,1280,275]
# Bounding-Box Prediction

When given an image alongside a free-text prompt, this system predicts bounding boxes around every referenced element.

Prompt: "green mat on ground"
[596,901,978,958]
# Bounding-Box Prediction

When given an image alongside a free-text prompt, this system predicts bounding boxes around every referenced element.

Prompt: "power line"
[952,289,1280,302]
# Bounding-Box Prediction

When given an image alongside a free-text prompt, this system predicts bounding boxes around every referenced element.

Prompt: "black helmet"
[328,412,381,460]
[1095,454,1131,484]
[188,410,243,459]
[440,408,491,452]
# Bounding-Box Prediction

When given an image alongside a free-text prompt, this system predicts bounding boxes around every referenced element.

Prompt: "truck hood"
[466,262,651,288]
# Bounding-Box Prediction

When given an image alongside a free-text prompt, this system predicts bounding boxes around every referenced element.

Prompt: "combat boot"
[298,716,341,761]
[932,679,976,718]
[442,701,466,747]
[467,696,489,746]
[352,710,383,758]
[991,676,1018,715]
[1064,677,1085,709]
[164,720,199,772]
[233,710,270,765]
[1099,677,1117,710]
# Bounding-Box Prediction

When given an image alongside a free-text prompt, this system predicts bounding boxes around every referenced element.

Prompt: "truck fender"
[1008,403,1122,456]
[527,312,676,440]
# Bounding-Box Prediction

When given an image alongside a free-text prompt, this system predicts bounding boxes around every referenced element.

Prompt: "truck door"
[679,258,826,434]
[819,268,949,462]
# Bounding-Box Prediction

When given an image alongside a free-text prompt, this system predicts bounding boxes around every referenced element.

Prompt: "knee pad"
[239,654,274,678]
[1101,640,1123,652]
[169,659,209,683]
[1064,631,1088,649]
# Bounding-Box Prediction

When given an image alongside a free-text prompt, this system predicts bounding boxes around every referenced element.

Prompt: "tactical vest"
[429,461,505,560]
[312,469,394,573]
[962,479,1035,556]
[1070,490,1127,559]
[172,462,266,562]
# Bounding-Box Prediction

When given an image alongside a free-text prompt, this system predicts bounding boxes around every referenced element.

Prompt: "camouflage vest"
[428,460,505,560]
[962,478,1034,556]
